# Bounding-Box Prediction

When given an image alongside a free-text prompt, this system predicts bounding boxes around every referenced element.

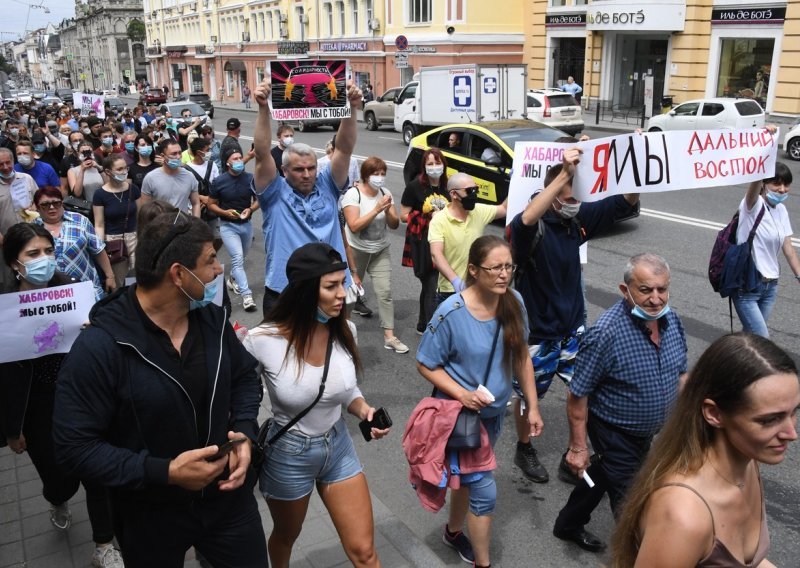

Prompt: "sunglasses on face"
[38,200,63,210]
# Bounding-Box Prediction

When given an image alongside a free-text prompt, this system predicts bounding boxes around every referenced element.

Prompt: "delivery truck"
[393,64,528,144]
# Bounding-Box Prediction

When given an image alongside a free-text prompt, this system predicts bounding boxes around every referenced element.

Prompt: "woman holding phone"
[67,141,106,201]
[245,243,390,568]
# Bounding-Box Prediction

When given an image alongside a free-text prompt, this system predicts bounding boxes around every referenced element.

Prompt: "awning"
[225,60,246,72]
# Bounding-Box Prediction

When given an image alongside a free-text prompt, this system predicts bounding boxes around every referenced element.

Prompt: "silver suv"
[526,88,584,136]
[363,87,402,131]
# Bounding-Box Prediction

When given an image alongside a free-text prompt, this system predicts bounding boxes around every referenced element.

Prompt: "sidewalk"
[0,402,445,568]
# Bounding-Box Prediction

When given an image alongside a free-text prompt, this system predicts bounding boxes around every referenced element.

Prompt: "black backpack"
[507,216,582,289]
[184,163,216,220]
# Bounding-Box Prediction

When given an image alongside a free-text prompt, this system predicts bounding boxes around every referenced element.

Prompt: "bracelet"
[568,447,588,454]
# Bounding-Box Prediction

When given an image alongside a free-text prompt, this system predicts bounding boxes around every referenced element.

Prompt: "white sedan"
[646,97,764,132]
[785,123,800,161]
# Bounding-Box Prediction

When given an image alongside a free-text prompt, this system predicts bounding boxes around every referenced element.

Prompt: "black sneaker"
[557,451,579,485]
[352,296,373,317]
[514,442,549,483]
[416,323,426,335]
[442,524,475,563]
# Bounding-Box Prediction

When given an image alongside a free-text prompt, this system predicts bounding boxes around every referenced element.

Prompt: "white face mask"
[368,175,385,189]
[282,136,294,147]
[426,165,444,179]
[556,197,581,219]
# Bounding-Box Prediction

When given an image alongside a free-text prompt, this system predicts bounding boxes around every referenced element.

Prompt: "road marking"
[641,208,800,247]
[379,136,399,141]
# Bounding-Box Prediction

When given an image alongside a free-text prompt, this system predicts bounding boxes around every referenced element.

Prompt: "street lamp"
[24,2,50,36]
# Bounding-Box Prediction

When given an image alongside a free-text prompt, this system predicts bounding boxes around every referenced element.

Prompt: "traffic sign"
[395,52,408,61]
[395,35,408,51]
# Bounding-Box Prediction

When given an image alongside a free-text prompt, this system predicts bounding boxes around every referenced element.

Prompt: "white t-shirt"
[341,185,392,253]
[736,195,793,279]
[244,322,363,436]
[185,161,220,184]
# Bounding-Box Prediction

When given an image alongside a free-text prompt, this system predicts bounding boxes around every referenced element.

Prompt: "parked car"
[526,88,584,136]
[784,122,800,161]
[646,97,765,132]
[102,89,118,98]
[56,88,74,104]
[105,97,126,113]
[173,92,214,118]
[15,91,32,103]
[157,101,213,130]
[403,120,571,206]
[41,96,64,107]
[139,87,167,105]
[363,86,402,131]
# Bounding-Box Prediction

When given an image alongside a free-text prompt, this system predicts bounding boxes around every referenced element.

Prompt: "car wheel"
[297,121,315,132]
[365,112,378,131]
[402,123,416,145]
[787,138,800,161]
[648,127,662,132]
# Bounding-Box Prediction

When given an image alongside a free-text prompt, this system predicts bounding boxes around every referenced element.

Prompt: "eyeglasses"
[150,212,192,269]
[479,264,517,276]
[38,200,63,210]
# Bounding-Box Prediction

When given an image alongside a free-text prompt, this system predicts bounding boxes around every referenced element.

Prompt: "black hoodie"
[53,285,261,504]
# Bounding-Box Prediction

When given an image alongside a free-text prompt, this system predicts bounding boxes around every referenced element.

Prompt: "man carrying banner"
[507,146,640,483]
[53,212,268,567]
[251,77,362,315]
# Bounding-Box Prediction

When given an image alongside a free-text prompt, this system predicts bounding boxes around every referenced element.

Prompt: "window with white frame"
[337,1,346,36]
[352,1,359,35]
[325,2,333,37]
[408,0,432,23]
[266,12,274,38]
[366,0,375,26]
[446,0,464,22]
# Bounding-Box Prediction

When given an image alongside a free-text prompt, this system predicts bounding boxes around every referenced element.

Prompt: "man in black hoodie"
[53,212,268,567]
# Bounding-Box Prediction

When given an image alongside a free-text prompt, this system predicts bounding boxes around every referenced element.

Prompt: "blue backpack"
[708,205,765,298]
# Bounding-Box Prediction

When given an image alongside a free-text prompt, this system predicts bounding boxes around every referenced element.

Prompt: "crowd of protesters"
[0,82,798,568]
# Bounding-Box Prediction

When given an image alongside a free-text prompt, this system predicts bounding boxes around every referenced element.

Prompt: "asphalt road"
[208,105,800,567]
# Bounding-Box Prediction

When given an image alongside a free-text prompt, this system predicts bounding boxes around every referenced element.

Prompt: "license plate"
[560,109,576,116]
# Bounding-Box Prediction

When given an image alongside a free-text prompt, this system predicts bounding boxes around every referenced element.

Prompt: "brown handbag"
[105,188,131,264]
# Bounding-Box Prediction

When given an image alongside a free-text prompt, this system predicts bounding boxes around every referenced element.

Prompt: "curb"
[371,492,447,568]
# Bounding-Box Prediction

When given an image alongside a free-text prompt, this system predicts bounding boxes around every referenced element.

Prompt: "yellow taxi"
[402,120,570,205]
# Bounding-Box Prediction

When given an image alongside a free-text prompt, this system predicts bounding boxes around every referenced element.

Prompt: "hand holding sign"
[254,79,271,107]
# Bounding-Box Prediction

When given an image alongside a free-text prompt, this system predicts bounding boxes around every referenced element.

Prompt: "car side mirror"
[669,110,676,116]
[484,154,501,166]
[394,96,400,104]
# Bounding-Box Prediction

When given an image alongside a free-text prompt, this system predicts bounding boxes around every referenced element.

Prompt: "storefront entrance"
[550,37,585,89]
[614,36,667,109]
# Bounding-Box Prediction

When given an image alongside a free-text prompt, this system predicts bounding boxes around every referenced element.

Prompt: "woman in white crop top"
[245,242,390,568]
[732,152,800,338]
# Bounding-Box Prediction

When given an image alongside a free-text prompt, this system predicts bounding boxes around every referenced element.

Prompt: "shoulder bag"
[446,322,502,450]
[251,332,335,470]
[105,189,131,264]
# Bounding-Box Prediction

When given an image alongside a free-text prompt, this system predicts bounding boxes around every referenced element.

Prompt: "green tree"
[127,19,146,43]
[0,54,14,74]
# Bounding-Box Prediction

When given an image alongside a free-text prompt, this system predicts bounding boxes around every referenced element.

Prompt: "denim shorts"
[259,417,363,501]
[463,414,505,517]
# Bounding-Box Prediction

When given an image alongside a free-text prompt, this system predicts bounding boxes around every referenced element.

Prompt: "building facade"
[143,0,524,102]
[525,0,799,119]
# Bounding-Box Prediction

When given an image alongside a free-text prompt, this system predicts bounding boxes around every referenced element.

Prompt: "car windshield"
[497,127,570,148]
[169,102,205,116]
[547,94,578,108]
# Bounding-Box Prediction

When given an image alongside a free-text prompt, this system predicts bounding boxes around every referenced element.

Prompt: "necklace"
[709,459,746,490]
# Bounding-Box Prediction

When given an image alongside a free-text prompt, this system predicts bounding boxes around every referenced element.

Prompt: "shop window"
[408,0,432,24]
[716,38,773,108]
[190,65,203,92]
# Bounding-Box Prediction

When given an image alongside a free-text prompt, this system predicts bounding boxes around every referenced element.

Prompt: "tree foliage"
[127,19,146,43]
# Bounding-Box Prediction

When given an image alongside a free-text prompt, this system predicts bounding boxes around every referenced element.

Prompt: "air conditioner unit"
[241,32,250,42]
[236,42,243,50]
[210,35,217,43]
[368,18,380,31]
[299,14,309,24]
[279,12,288,23]
[279,25,288,37]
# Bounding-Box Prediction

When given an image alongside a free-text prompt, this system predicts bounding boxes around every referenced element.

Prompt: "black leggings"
[24,379,115,544]
[416,270,438,328]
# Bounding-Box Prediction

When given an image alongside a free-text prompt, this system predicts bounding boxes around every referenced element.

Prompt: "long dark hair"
[611,333,798,567]
[2,222,54,269]
[418,147,449,190]
[464,235,528,375]
[265,276,362,377]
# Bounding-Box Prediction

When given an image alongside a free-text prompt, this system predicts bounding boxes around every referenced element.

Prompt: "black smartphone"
[205,437,247,461]
[359,407,392,442]
[81,150,93,160]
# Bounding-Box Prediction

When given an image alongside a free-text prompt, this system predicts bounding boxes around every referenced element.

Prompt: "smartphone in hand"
[359,407,392,442]
[205,437,247,461]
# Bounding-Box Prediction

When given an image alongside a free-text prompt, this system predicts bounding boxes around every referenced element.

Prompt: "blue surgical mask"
[628,291,670,321]
[18,256,56,285]
[766,191,789,206]
[124,142,135,152]
[102,137,114,146]
[113,173,128,182]
[0,170,14,180]
[230,160,245,173]
[138,146,153,157]
[33,144,46,153]
[166,158,182,169]
[316,307,332,323]
[17,155,32,167]
[178,266,218,310]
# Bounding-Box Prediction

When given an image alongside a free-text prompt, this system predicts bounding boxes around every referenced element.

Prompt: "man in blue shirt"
[561,76,582,103]
[251,78,362,315]
[14,139,61,189]
[508,145,640,483]
[552,253,687,552]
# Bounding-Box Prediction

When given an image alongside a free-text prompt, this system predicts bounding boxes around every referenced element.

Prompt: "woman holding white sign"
[733,160,800,337]
[0,222,124,567]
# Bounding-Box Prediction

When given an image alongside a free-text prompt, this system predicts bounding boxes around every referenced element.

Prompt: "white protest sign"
[506,142,566,225]
[0,281,95,363]
[572,128,778,202]
[269,60,351,122]
[9,177,33,210]
[73,92,106,119]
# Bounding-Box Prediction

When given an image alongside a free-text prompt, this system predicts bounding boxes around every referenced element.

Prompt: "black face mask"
[460,195,477,211]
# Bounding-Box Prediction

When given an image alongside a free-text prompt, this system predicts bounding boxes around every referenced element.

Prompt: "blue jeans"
[732,279,778,338]
[220,220,253,296]
[463,415,505,516]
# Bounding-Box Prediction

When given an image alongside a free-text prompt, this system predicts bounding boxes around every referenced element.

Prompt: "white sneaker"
[226,276,241,295]
[92,545,125,568]
[49,502,72,530]
[384,336,409,354]
[242,294,257,312]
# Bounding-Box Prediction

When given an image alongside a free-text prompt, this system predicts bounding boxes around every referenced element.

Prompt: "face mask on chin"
[627,290,670,321]
[178,266,218,310]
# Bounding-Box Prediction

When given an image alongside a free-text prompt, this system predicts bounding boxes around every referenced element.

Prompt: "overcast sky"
[2,0,76,42]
